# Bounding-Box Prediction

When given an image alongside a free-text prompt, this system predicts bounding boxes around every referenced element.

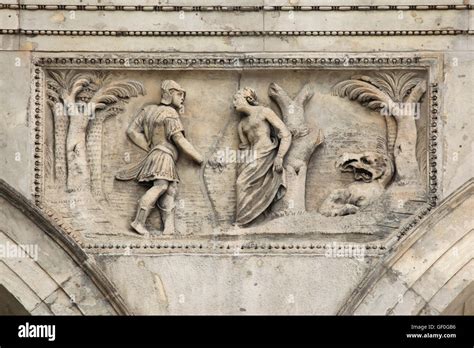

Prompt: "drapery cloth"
[235,137,286,225]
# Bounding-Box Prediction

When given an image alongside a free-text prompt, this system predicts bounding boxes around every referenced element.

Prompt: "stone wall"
[0,1,472,314]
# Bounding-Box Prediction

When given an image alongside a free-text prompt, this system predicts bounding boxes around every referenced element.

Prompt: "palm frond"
[48,71,68,89]
[332,79,392,110]
[351,74,393,99]
[91,80,145,106]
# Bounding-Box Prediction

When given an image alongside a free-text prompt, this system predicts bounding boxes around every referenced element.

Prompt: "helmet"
[160,80,186,105]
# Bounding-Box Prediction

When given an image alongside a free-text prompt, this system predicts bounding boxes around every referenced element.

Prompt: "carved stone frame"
[30,52,443,256]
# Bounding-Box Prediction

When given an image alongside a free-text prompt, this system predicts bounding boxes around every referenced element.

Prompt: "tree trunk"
[50,105,69,186]
[86,114,106,201]
[66,99,91,192]
[268,83,324,214]
[393,120,418,184]
[391,81,426,184]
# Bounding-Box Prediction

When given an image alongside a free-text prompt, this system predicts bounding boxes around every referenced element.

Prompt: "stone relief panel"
[32,54,441,253]
[320,71,427,217]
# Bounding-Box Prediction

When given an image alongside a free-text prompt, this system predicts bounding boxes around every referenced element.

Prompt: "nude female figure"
[232,87,292,226]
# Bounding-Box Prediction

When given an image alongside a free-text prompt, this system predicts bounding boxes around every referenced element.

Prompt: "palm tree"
[332,71,426,183]
[46,70,145,196]
[86,74,146,201]
[46,71,93,186]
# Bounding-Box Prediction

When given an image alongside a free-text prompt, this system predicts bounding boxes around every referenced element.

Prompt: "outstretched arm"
[172,132,204,164]
[126,122,149,152]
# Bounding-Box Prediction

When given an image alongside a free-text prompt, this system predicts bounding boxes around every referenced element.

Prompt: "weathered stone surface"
[0,52,32,197]
[31,60,433,243]
[339,179,473,315]
[0,186,130,314]
[0,262,43,312]
[0,2,472,315]
[430,260,474,313]
[390,289,426,316]
[95,254,368,314]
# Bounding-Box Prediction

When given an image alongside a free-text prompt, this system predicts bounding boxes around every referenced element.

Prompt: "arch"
[0,179,131,315]
[442,281,474,315]
[0,284,30,315]
[339,178,473,315]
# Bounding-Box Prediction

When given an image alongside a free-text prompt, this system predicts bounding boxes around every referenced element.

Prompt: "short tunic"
[115,104,184,183]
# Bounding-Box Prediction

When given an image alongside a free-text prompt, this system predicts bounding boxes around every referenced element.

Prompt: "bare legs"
[131,179,169,235]
[158,182,178,235]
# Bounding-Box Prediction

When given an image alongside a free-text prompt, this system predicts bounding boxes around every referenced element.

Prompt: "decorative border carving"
[83,240,388,257]
[1,3,471,12]
[31,52,443,255]
[32,65,45,207]
[32,54,431,69]
[429,82,440,207]
[2,4,470,38]
[2,29,472,37]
